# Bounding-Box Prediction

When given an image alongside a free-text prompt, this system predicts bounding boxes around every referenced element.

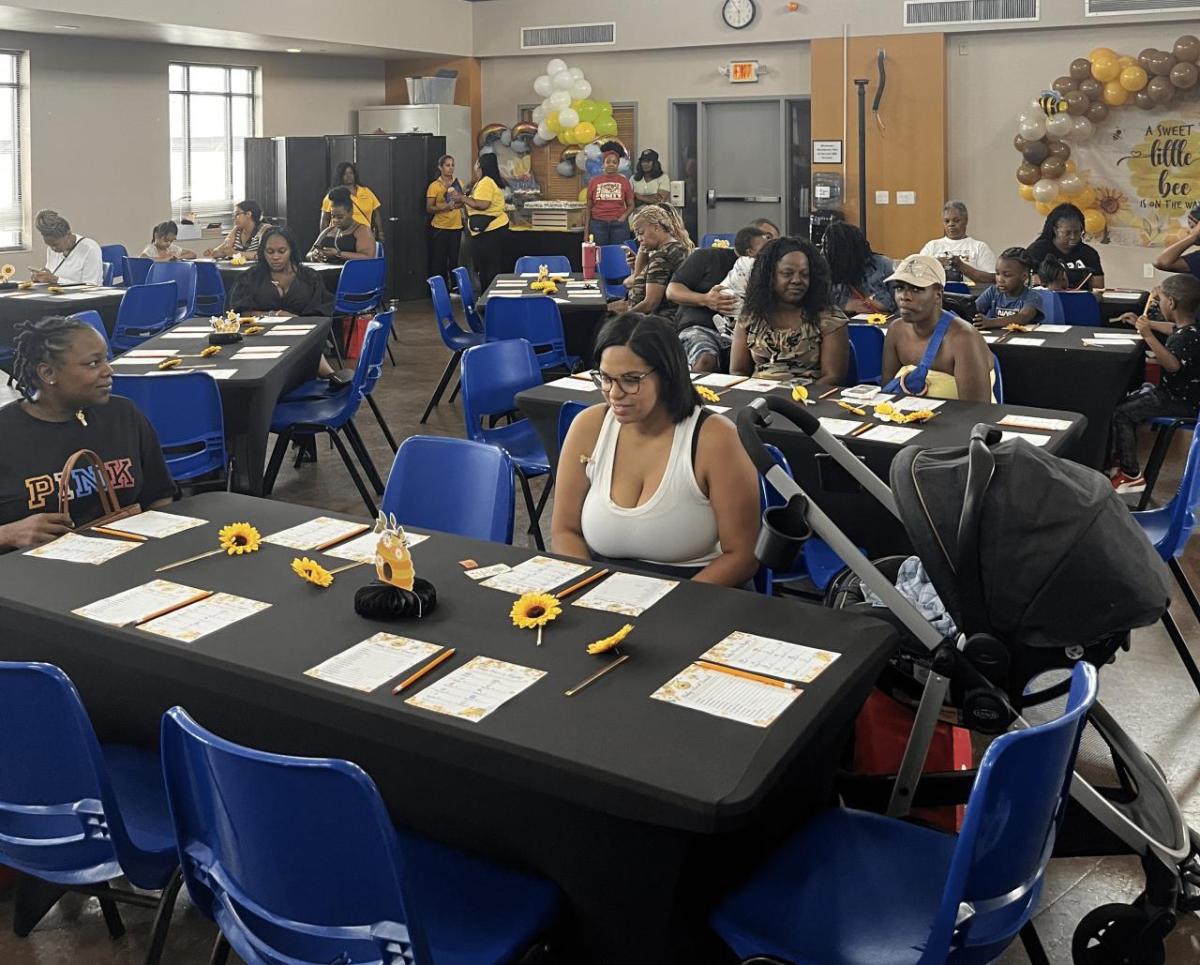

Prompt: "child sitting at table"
[1110,274,1200,494]
[140,220,196,262]
[1035,255,1069,292]
[972,246,1043,330]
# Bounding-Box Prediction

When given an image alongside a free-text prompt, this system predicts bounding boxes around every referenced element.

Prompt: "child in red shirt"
[585,150,634,247]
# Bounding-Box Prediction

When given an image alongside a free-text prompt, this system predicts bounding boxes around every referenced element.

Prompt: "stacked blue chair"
[0,662,182,964]
[598,245,631,301]
[100,244,128,286]
[122,256,153,288]
[146,261,198,322]
[193,261,226,315]
[848,323,885,384]
[420,275,483,423]
[1058,290,1101,326]
[332,257,388,363]
[109,281,178,354]
[484,296,578,372]
[515,254,571,275]
[700,232,736,248]
[1132,427,1200,695]
[69,310,111,360]
[460,338,554,549]
[710,661,1098,965]
[159,707,560,965]
[264,320,388,516]
[111,371,229,488]
[451,266,486,334]
[383,435,516,543]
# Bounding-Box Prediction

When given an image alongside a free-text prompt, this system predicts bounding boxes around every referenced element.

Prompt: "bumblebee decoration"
[1037,90,1067,116]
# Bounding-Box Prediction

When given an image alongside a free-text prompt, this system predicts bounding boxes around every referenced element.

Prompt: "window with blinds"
[169,63,257,222]
[0,52,24,251]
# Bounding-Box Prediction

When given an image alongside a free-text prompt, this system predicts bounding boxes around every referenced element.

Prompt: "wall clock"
[722,0,757,30]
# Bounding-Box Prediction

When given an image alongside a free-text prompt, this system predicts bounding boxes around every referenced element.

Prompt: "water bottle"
[582,235,598,280]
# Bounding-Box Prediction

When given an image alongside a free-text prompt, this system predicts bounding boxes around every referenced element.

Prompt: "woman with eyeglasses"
[552,313,760,588]
[1027,202,1104,291]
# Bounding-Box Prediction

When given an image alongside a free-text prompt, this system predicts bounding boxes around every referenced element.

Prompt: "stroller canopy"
[890,436,1172,650]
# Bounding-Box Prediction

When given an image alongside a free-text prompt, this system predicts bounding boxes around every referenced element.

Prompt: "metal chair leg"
[344,420,385,495]
[516,470,547,550]
[208,934,231,965]
[142,868,184,965]
[96,883,126,939]
[1162,609,1200,696]
[12,873,66,937]
[366,394,398,453]
[329,429,378,517]
[419,351,461,423]
[448,376,462,404]
[1169,556,1200,622]
[1018,921,1050,965]
[1137,422,1179,510]
[262,427,294,496]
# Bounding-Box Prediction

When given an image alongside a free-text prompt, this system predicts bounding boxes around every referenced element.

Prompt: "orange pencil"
[393,648,456,694]
[556,568,610,600]
[90,525,148,542]
[696,660,797,690]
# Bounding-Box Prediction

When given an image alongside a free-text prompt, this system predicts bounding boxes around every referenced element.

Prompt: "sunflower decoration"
[292,556,334,588]
[243,325,265,336]
[791,384,810,405]
[200,345,221,358]
[837,400,867,416]
[511,592,562,646]
[0,263,14,280]
[157,357,182,370]
[709,238,732,249]
[17,280,32,290]
[695,384,721,404]
[218,522,262,556]
[864,313,889,326]
[230,254,247,267]
[47,286,65,294]
[874,401,936,425]
[1004,322,1033,333]
[587,623,633,655]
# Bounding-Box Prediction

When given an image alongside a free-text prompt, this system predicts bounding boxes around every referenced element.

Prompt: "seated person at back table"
[308,187,376,263]
[204,200,267,262]
[31,209,104,286]
[141,220,197,262]
[972,246,1044,330]
[821,221,897,316]
[919,200,997,285]
[881,255,995,403]
[1152,202,1200,279]
[610,204,693,318]
[1036,254,1069,293]
[552,313,760,588]
[1027,202,1104,291]
[232,226,332,318]
[731,236,850,387]
[0,316,174,550]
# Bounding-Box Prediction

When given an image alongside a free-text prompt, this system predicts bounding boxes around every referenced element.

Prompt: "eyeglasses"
[590,369,654,394]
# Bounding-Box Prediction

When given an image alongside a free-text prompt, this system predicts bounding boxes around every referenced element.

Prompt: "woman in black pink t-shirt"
[0,316,174,550]
[1027,203,1104,291]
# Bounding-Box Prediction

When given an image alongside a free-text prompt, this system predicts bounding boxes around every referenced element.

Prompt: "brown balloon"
[1064,90,1089,116]
[1070,58,1093,81]
[1040,157,1066,179]
[1022,140,1050,164]
[1052,76,1076,95]
[1086,101,1109,123]
[1148,75,1175,103]
[1047,140,1071,161]
[1135,89,1156,110]
[1013,133,1028,153]
[1139,49,1158,71]
[1174,35,1200,63]
[1170,61,1199,89]
[1149,50,1178,76]
[1017,163,1041,186]
[1078,78,1103,99]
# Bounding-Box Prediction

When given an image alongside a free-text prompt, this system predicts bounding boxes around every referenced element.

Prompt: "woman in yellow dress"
[426,154,464,288]
[320,162,383,239]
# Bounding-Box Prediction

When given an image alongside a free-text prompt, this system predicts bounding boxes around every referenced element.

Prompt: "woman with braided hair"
[0,316,173,549]
[820,220,896,316]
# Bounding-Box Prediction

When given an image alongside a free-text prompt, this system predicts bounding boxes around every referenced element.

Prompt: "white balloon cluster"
[529,57,617,148]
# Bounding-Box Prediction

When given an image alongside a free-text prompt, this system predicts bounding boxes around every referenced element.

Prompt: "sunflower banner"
[1014,35,1200,247]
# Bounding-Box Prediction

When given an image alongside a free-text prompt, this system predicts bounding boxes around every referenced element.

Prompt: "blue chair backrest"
[427,275,472,349]
[100,244,128,285]
[0,662,150,885]
[111,372,227,482]
[460,339,543,444]
[1145,425,1200,559]
[359,310,392,401]
[992,353,1005,404]
[515,255,571,275]
[450,266,485,334]
[848,323,885,384]
[334,257,387,316]
[924,662,1097,959]
[146,261,198,322]
[375,241,384,258]
[843,339,859,386]
[484,297,570,371]
[159,706,432,965]
[101,261,114,287]
[1058,290,1101,326]
[557,400,590,451]
[70,310,111,360]
[112,281,179,348]
[944,281,971,295]
[700,233,736,248]
[193,261,226,314]
[123,256,152,288]
[1037,288,1064,324]
[598,245,629,281]
[383,435,515,543]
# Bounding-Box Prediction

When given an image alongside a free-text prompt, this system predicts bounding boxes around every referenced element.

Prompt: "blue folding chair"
[264,320,388,516]
[100,244,128,286]
[1132,428,1200,695]
[111,371,228,488]
[0,662,182,964]
[598,245,631,301]
[484,296,578,372]
[843,338,859,386]
[700,232,736,248]
[1058,290,1101,326]
[460,338,554,549]
[332,256,389,364]
[710,661,1098,965]
[193,261,226,315]
[146,261,197,323]
[383,435,516,543]
[375,240,384,258]
[557,399,591,451]
[159,706,559,965]
[514,255,571,275]
[1036,288,1064,324]
[945,281,971,295]
[421,275,484,423]
[110,281,178,354]
[101,261,114,287]
[992,353,1005,404]
[122,256,152,288]
[69,310,111,360]
[848,323,885,384]
[451,266,485,334]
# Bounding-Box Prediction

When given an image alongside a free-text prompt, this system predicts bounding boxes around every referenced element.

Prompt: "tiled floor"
[1,298,1198,963]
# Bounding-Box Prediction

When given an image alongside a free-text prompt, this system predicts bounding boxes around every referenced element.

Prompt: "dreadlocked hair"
[742,236,833,327]
[12,315,90,401]
[820,221,875,289]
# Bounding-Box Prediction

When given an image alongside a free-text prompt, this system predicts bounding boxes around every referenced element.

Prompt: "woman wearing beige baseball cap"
[881,254,996,403]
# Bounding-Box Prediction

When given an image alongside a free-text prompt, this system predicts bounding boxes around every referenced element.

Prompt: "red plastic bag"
[344,314,374,360]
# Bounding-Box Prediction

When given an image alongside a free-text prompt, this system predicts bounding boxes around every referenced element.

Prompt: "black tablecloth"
[0,284,126,355]
[112,318,330,495]
[0,492,896,963]
[480,273,609,363]
[518,382,1087,558]
[507,226,585,271]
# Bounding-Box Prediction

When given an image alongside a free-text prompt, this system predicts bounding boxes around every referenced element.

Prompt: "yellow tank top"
[894,365,997,403]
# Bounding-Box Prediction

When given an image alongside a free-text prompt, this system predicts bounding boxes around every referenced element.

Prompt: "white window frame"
[0,50,26,252]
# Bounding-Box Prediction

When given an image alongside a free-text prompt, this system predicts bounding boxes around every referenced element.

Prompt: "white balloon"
[570,79,593,101]
[1070,116,1094,141]
[533,135,547,147]
[549,89,571,110]
[568,67,584,81]
[552,69,574,91]
[1018,114,1047,140]
[558,107,580,129]
[1032,178,1060,204]
[537,122,554,141]
[1058,173,1085,196]
[531,105,546,124]
[1045,113,1073,138]
[533,74,552,97]
[511,140,528,154]
[479,145,495,156]
[499,129,512,146]
[546,58,567,77]
[556,160,575,177]
[584,143,602,159]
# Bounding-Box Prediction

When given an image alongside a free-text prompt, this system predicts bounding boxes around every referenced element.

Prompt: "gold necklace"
[75,409,87,426]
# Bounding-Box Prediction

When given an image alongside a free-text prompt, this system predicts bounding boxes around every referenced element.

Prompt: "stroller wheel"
[1071,903,1166,965]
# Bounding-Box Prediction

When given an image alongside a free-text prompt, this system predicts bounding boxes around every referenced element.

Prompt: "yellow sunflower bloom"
[291,557,334,588]
[865,313,889,326]
[791,385,809,404]
[695,384,721,403]
[157,357,182,370]
[511,592,562,629]
[200,345,221,357]
[218,522,261,556]
[874,401,898,419]
[243,325,264,336]
[587,623,633,654]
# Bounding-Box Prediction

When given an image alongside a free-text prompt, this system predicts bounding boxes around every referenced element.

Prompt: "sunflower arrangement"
[709,238,732,249]
[218,522,261,556]
[200,345,221,358]
[874,401,937,425]
[791,384,810,404]
[587,623,633,655]
[864,313,889,326]
[511,592,562,646]
[243,325,265,336]
[292,556,334,588]
[695,384,721,404]
[0,264,14,280]
[1004,322,1033,333]
[157,357,182,370]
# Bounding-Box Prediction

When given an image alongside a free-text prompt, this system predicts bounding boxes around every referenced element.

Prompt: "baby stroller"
[737,395,1200,965]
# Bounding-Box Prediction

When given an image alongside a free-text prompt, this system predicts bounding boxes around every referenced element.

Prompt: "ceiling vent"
[1087,0,1200,14]
[521,22,616,49]
[904,0,1038,25]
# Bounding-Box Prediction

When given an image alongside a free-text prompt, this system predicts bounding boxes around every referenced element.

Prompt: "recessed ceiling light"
[285,48,302,53]
[53,24,80,30]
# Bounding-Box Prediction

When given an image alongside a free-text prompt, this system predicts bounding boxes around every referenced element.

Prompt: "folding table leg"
[419,351,462,424]
[329,429,378,516]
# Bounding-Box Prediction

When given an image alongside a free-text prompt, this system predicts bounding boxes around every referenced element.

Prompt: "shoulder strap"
[883,310,954,396]
[690,407,712,468]
[58,448,120,517]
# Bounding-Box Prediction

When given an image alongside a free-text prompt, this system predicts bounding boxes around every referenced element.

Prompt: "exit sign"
[728,61,760,83]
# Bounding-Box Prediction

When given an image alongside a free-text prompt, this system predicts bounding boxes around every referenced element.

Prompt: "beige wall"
[4,30,384,260]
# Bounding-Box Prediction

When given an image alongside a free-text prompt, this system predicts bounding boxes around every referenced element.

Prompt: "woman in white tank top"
[552,313,761,588]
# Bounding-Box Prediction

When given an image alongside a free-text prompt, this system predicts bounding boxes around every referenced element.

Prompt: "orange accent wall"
[810,33,946,259]
[384,57,482,143]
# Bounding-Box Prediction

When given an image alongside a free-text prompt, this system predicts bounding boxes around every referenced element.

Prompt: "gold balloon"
[1119,65,1149,91]
[1075,187,1097,210]
[1036,201,1054,216]
[1118,56,1136,69]
[1083,208,1106,235]
[1101,82,1128,107]
[1018,183,1036,202]
[1065,159,1078,174]
[1091,56,1120,83]
[1090,47,1118,63]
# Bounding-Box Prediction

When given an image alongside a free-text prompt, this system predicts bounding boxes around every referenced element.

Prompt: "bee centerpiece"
[353,512,438,620]
[208,311,244,346]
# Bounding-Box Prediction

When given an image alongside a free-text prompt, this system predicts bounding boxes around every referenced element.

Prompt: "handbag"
[58,448,141,528]
[467,214,497,237]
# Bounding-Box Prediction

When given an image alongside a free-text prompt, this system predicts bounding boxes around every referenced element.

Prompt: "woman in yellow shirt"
[460,153,511,292]
[320,162,383,238]
[426,154,464,289]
